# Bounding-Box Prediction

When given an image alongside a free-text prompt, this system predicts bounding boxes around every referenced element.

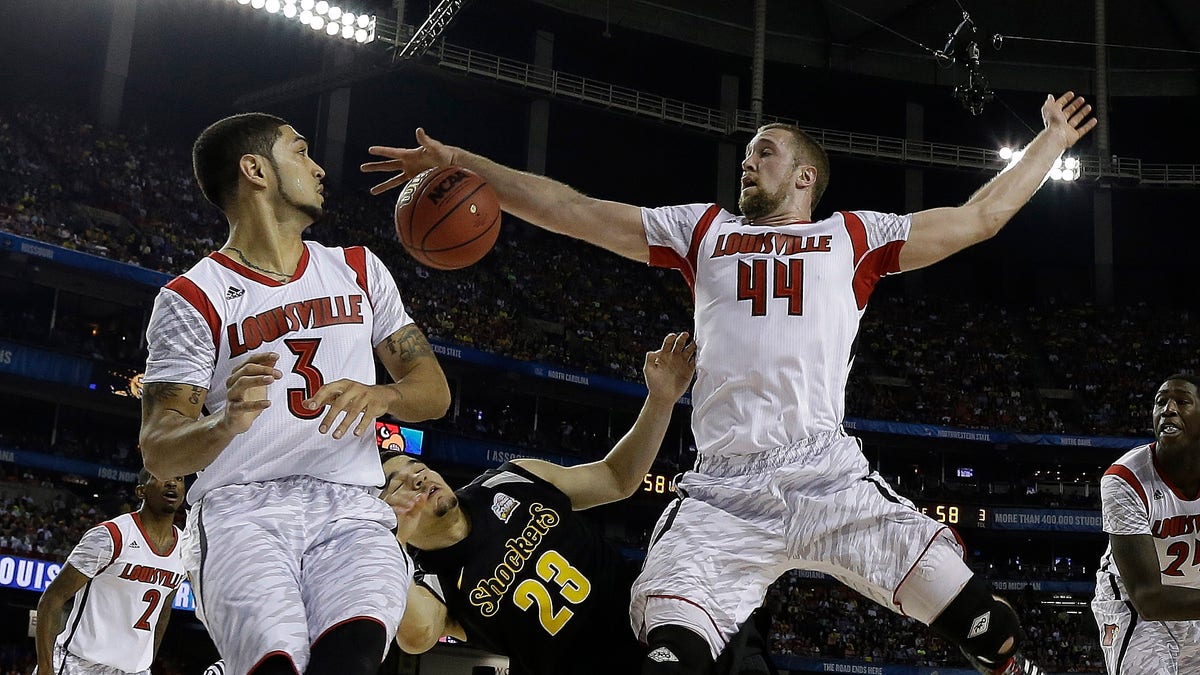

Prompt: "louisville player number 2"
[133,589,161,631]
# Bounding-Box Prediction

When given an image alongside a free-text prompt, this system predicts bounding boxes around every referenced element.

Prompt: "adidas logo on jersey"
[491,493,520,523]
[225,286,245,299]
[129,540,140,549]
[968,610,991,639]
[647,647,679,663]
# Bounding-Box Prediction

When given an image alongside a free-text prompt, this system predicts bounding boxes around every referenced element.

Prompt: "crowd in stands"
[0,468,121,562]
[2,103,1192,445]
[765,575,1104,672]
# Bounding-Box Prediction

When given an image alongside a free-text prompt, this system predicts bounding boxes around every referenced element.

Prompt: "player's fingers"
[416,127,435,147]
[1067,104,1093,127]
[352,409,378,438]
[671,331,690,353]
[332,406,365,439]
[304,380,350,410]
[659,332,677,352]
[360,159,405,173]
[366,145,407,159]
[1055,91,1074,107]
[370,175,409,196]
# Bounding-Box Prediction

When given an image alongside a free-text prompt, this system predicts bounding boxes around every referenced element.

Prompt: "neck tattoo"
[225,246,292,280]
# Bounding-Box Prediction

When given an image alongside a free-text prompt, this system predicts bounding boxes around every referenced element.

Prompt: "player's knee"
[643,625,717,675]
[929,577,1023,667]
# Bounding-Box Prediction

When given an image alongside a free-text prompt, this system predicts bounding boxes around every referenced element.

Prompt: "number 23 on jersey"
[512,550,592,636]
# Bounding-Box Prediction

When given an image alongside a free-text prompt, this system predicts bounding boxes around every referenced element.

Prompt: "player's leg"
[300,480,411,675]
[182,483,311,675]
[632,471,789,675]
[713,609,779,675]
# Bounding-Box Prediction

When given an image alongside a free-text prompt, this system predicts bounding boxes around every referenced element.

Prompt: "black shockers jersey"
[414,462,643,675]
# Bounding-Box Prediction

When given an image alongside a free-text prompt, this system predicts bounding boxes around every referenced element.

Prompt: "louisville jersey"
[643,204,909,460]
[413,462,642,675]
[1096,442,1200,602]
[144,243,412,502]
[57,513,186,672]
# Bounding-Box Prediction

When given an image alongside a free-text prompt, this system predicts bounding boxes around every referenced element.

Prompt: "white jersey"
[57,513,186,673]
[144,242,413,502]
[1095,442,1200,602]
[642,204,910,460]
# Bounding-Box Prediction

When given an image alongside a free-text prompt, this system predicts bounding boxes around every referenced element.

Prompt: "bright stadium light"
[224,0,376,44]
[238,0,250,5]
[342,24,355,39]
[326,22,339,35]
[265,0,280,12]
[299,9,313,23]
[328,6,341,20]
[342,12,355,25]
[310,15,324,29]
[301,0,314,10]
[1061,169,1076,181]
[1049,167,1063,181]
[251,0,265,8]
[357,13,369,27]
[998,146,1013,160]
[354,28,369,42]
[1064,157,1079,170]
[315,1,329,14]
[283,3,297,17]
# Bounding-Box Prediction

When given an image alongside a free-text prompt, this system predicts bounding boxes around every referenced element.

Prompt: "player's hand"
[1041,92,1097,149]
[643,332,696,404]
[360,128,458,196]
[303,380,398,439]
[382,478,426,546]
[219,353,281,435]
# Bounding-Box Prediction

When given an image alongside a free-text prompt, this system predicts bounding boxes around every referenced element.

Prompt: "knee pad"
[644,625,717,675]
[929,577,1023,667]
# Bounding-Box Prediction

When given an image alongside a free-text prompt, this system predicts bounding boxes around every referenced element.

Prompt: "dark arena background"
[3,0,1200,673]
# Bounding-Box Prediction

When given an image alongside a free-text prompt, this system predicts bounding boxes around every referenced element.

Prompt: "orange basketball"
[394,166,501,270]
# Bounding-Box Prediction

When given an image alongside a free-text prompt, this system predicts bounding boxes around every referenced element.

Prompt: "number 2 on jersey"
[737,258,804,316]
[512,550,592,635]
[133,589,161,631]
[285,338,326,419]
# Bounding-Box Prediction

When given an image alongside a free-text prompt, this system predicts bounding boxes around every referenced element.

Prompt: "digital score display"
[642,472,677,496]
[914,501,988,528]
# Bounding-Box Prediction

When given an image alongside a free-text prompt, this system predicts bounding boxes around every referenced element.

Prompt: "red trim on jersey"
[131,511,179,557]
[311,616,388,648]
[648,245,696,296]
[101,521,123,568]
[684,204,723,274]
[852,241,904,310]
[644,594,723,636]
[1151,443,1200,501]
[165,276,221,350]
[841,211,869,265]
[892,526,951,617]
[1104,464,1150,511]
[208,244,311,287]
[343,246,372,304]
[247,651,300,675]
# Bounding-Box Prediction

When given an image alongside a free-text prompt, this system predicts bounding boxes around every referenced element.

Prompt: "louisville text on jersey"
[709,232,832,258]
[227,295,366,357]
[117,563,185,589]
[1151,514,1200,538]
[468,503,561,616]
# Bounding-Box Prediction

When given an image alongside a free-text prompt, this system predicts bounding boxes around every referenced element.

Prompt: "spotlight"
[251,0,265,8]
[1064,157,1079,170]
[301,0,314,10]
[265,0,280,12]
[328,5,341,19]
[354,28,369,42]
[326,22,339,35]
[1049,168,1063,181]
[357,13,370,27]
[341,24,355,39]
[315,1,329,14]
[998,147,1012,160]
[299,9,313,23]
[1061,169,1076,181]
[238,0,251,5]
[342,12,355,25]
[310,15,324,29]
[283,3,297,17]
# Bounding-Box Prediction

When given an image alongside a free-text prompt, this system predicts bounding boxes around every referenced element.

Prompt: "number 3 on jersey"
[513,550,592,635]
[284,338,325,419]
[737,258,804,316]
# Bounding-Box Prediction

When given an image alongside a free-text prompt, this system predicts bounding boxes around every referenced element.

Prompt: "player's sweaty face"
[270,125,325,221]
[382,457,457,517]
[739,131,796,220]
[1154,380,1200,447]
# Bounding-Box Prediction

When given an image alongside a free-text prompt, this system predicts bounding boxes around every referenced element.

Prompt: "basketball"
[394,166,501,270]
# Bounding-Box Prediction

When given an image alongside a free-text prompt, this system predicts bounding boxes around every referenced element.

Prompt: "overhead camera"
[936,13,994,116]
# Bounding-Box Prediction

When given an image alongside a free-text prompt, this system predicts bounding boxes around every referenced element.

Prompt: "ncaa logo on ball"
[425,169,469,205]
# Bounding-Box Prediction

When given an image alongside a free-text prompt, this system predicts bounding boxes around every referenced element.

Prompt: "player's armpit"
[899,206,994,272]
[375,325,451,422]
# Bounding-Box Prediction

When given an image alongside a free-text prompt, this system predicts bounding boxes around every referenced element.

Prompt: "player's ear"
[795,165,816,190]
[239,153,270,189]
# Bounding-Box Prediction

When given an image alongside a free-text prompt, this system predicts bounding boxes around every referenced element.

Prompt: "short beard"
[433,493,459,518]
[270,156,324,223]
[738,185,787,221]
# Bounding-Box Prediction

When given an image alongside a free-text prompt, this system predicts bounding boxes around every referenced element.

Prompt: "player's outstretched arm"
[140,353,281,477]
[396,584,467,654]
[300,325,451,440]
[361,129,649,262]
[514,333,695,510]
[900,91,1098,271]
[35,564,89,675]
[1110,533,1200,620]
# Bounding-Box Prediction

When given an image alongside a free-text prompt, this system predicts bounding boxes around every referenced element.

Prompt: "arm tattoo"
[144,382,182,404]
[188,386,203,406]
[384,326,435,362]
